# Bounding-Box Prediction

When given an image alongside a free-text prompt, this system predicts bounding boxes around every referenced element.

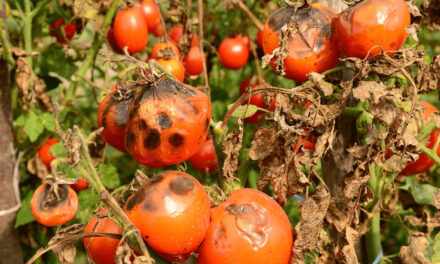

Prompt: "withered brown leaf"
[222,119,243,180]
[399,233,431,264]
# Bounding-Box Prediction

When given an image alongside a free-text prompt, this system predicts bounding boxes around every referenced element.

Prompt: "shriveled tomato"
[332,0,410,58]
[37,138,59,171]
[50,18,77,44]
[124,171,211,262]
[197,188,293,264]
[189,138,217,173]
[152,22,165,37]
[125,78,211,168]
[113,7,148,54]
[71,177,90,192]
[169,24,199,46]
[151,42,180,59]
[106,27,123,54]
[262,4,339,82]
[138,0,161,32]
[183,46,204,76]
[240,83,275,124]
[156,58,185,82]
[97,86,139,152]
[218,36,249,70]
[31,183,78,226]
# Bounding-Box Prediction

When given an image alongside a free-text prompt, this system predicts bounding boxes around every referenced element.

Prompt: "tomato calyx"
[39,183,69,211]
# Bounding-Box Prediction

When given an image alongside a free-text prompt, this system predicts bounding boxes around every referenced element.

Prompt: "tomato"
[113,7,148,54]
[106,27,123,54]
[125,78,211,168]
[156,58,185,82]
[71,177,90,192]
[97,86,139,152]
[124,171,211,262]
[151,42,180,59]
[31,183,78,226]
[256,29,263,48]
[218,36,249,70]
[37,138,59,171]
[331,0,410,58]
[138,0,161,32]
[169,24,199,46]
[189,138,217,173]
[292,129,317,153]
[83,210,123,264]
[197,188,293,264]
[50,18,77,44]
[239,83,276,124]
[152,22,165,37]
[183,46,204,76]
[262,4,339,82]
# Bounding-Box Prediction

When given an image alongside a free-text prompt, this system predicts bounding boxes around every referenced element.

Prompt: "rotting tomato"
[218,35,249,70]
[71,177,90,192]
[197,188,293,264]
[124,171,211,262]
[151,42,180,59]
[169,24,199,46]
[262,3,339,82]
[113,7,148,54]
[125,78,211,168]
[239,83,275,124]
[50,18,77,44]
[30,183,78,226]
[156,58,185,82]
[138,0,161,32]
[331,0,410,58]
[106,27,123,54]
[37,138,59,171]
[183,46,204,76]
[189,138,218,173]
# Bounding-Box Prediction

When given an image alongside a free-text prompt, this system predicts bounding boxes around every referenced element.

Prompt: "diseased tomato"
[113,7,148,54]
[138,0,161,32]
[106,27,123,54]
[125,78,211,168]
[156,58,185,82]
[169,24,199,46]
[189,138,217,173]
[152,22,165,37]
[262,3,339,82]
[183,46,204,76]
[31,183,78,226]
[124,171,211,262]
[218,36,249,70]
[83,209,123,264]
[197,188,293,264]
[151,42,180,59]
[71,177,90,192]
[256,29,263,48]
[332,0,410,58]
[37,138,59,171]
[97,86,139,152]
[50,18,77,44]
[239,83,275,124]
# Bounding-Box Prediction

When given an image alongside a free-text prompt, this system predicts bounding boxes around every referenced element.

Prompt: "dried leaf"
[15,57,32,111]
[399,233,431,264]
[308,72,333,96]
[27,155,50,179]
[49,224,84,264]
[341,227,360,264]
[325,200,349,233]
[434,189,440,210]
[249,126,276,160]
[419,54,440,94]
[222,120,243,180]
[421,0,440,30]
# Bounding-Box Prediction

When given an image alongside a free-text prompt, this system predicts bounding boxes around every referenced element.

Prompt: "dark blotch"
[145,235,149,239]
[147,174,164,186]
[125,131,136,150]
[141,188,158,212]
[157,113,173,129]
[169,176,194,195]
[139,119,148,130]
[144,129,161,149]
[125,187,146,211]
[268,7,295,31]
[205,118,210,130]
[169,133,184,147]
[114,100,131,126]
[128,104,139,121]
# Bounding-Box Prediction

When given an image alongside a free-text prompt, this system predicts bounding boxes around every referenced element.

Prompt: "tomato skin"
[196,188,293,264]
[189,138,218,173]
[239,83,276,124]
[37,138,59,170]
[262,4,339,82]
[113,7,148,54]
[156,58,185,82]
[124,171,211,262]
[71,177,90,192]
[218,36,249,70]
[169,24,199,46]
[183,46,204,76]
[152,22,165,37]
[151,42,180,59]
[256,30,263,48]
[292,129,317,153]
[50,18,77,43]
[106,27,123,54]
[331,0,410,58]
[138,0,161,32]
[31,184,78,226]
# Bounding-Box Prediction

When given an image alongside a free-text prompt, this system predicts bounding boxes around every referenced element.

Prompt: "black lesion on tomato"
[169,133,184,147]
[125,131,136,150]
[125,187,146,211]
[148,174,164,186]
[141,189,158,212]
[144,129,161,149]
[139,119,148,130]
[128,104,139,120]
[268,7,294,31]
[158,113,173,129]
[205,118,210,130]
[114,100,132,126]
[169,176,194,195]
[39,184,69,211]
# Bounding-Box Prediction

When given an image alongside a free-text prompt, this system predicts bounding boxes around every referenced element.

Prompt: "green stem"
[30,0,51,18]
[0,19,14,66]
[23,0,32,69]
[211,124,227,188]
[416,121,437,141]
[342,106,364,117]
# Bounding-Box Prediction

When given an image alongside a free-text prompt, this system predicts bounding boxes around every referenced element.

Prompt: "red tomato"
[183,46,204,76]
[151,42,180,59]
[262,3,339,82]
[31,183,78,226]
[124,171,211,262]
[189,138,217,173]
[169,24,199,46]
[152,22,165,37]
[113,7,148,54]
[218,36,249,70]
[292,129,317,153]
[239,83,276,124]
[256,29,263,48]
[49,18,77,44]
[106,27,123,54]
[71,177,90,192]
[332,0,410,58]
[138,0,161,32]
[156,58,185,82]
[37,138,59,171]
[197,188,293,264]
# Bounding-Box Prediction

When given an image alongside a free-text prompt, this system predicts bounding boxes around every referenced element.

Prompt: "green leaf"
[15,191,35,227]
[23,113,44,142]
[99,164,120,189]
[50,142,67,157]
[76,188,99,223]
[400,177,438,206]
[14,114,26,126]
[40,112,55,132]
[227,104,270,119]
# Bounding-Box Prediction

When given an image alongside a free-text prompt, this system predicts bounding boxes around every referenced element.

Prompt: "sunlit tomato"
[151,42,180,59]
[156,58,185,82]
[152,22,165,37]
[106,27,123,54]
[124,171,211,262]
[240,83,275,124]
[37,138,59,171]
[189,138,217,173]
[125,78,211,168]
[332,0,410,58]
[113,7,148,54]
[71,177,90,192]
[262,4,339,82]
[197,188,293,264]
[256,29,263,48]
[83,210,123,264]
[218,36,249,70]
[169,24,199,46]
[138,0,161,32]
[183,46,204,76]
[31,183,78,226]
[49,18,77,44]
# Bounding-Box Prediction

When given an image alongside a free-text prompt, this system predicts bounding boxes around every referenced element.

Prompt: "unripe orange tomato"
[138,0,161,32]
[113,7,148,54]
[151,42,180,59]
[37,138,59,171]
[156,58,185,82]
[189,138,218,173]
[183,46,204,76]
[218,36,249,70]
[124,171,211,262]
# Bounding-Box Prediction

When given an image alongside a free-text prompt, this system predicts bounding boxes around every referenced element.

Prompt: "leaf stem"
[0,19,14,66]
